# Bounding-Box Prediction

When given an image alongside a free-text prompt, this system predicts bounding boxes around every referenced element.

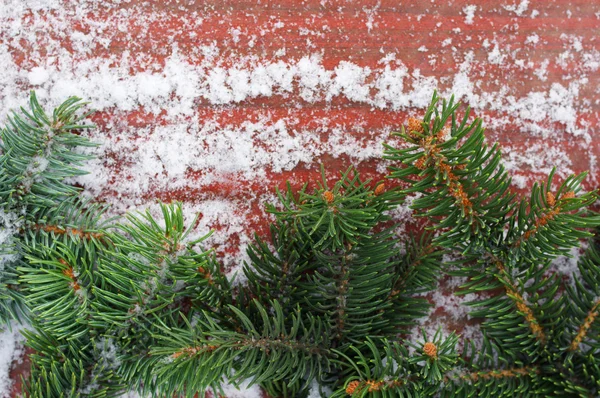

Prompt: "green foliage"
[1,91,599,398]
[0,92,97,324]
[384,91,600,397]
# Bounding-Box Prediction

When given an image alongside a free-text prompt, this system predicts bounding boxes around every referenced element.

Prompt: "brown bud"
[323,190,335,203]
[345,380,360,395]
[561,191,576,200]
[423,342,437,359]
[546,191,556,207]
[407,117,424,133]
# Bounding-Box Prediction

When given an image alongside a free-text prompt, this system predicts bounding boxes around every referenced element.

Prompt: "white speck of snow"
[27,67,50,85]
[463,5,477,25]
[230,27,242,43]
[503,0,530,17]
[417,45,428,52]
[525,33,539,45]
[219,378,263,398]
[0,322,27,398]
[534,59,550,81]
[362,2,381,33]
[551,246,584,285]
[0,210,21,271]
[306,379,333,398]
[329,61,371,102]
[487,44,505,64]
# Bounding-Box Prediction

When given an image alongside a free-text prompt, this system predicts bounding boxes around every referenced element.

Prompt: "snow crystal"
[96,337,121,370]
[306,378,333,398]
[487,44,505,65]
[0,322,27,398]
[534,59,550,81]
[503,0,530,17]
[551,246,585,285]
[463,5,477,25]
[329,61,371,102]
[297,54,332,102]
[219,378,263,398]
[27,67,50,86]
[0,210,21,272]
[525,33,539,45]
[441,38,452,47]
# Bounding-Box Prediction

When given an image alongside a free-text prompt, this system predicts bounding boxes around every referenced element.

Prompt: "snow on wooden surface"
[1,0,599,396]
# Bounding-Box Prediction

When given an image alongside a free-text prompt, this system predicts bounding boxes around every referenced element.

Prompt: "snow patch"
[463,5,477,25]
[503,0,530,17]
[0,322,27,397]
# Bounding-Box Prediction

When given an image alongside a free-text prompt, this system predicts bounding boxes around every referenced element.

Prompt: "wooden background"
[1,0,599,396]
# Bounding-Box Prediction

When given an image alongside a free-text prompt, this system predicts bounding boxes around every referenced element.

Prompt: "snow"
[463,5,477,25]
[487,44,506,65]
[0,210,21,272]
[27,67,50,85]
[219,378,263,398]
[526,33,539,45]
[503,0,530,17]
[0,322,27,398]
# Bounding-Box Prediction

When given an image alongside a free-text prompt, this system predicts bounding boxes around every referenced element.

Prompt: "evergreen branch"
[564,232,600,355]
[17,241,94,342]
[23,326,125,398]
[391,232,442,296]
[150,301,332,397]
[383,91,516,250]
[569,298,600,352]
[267,166,400,252]
[493,257,546,344]
[1,91,95,206]
[28,222,104,241]
[343,378,406,396]
[448,365,539,382]
[3,91,599,397]
[331,338,422,398]
[0,92,98,325]
[508,170,600,264]
[242,221,310,313]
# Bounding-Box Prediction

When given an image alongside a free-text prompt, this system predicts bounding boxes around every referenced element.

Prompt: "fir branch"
[492,257,546,344]
[150,301,332,397]
[4,91,600,397]
[569,297,600,351]
[459,365,538,381]
[28,222,104,241]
